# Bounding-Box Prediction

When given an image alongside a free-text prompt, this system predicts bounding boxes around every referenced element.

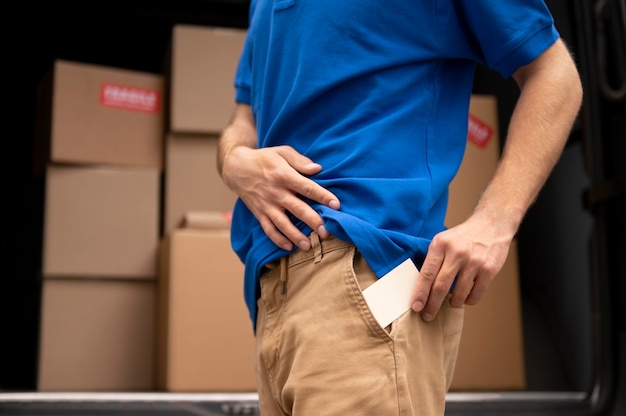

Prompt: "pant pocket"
[348,250,396,337]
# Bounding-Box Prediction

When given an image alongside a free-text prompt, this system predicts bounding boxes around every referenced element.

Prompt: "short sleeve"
[234,34,252,105]
[452,0,560,78]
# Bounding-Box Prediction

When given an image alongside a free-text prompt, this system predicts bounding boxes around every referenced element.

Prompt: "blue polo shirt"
[231,0,560,330]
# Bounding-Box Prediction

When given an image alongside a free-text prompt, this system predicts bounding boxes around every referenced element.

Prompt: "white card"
[362,258,420,328]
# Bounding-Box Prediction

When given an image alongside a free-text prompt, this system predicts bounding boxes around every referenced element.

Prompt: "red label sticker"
[467,114,493,148]
[100,83,160,113]
[221,211,233,223]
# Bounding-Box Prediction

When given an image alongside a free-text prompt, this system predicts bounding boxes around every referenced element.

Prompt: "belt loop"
[312,232,323,264]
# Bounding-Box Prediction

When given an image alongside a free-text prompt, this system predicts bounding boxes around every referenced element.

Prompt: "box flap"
[180,211,232,230]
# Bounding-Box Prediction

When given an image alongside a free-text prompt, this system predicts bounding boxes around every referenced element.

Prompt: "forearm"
[470,39,583,237]
[217,103,258,183]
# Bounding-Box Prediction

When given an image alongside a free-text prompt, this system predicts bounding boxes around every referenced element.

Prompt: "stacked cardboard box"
[447,95,526,391]
[157,212,256,392]
[36,60,163,391]
[156,24,256,392]
[162,24,244,235]
[35,26,256,394]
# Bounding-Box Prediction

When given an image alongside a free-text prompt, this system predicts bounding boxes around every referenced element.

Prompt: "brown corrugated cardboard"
[169,25,246,134]
[34,59,164,173]
[157,217,256,392]
[446,94,526,390]
[163,133,238,235]
[38,278,155,391]
[42,164,159,279]
[182,210,233,229]
[450,241,526,391]
[446,94,502,227]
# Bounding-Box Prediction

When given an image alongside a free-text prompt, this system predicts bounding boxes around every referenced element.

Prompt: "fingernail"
[281,243,293,251]
[328,199,340,210]
[422,313,433,322]
[317,225,328,237]
[412,301,423,312]
[299,240,311,251]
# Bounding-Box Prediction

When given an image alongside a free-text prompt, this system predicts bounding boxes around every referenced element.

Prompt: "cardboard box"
[38,278,155,391]
[34,59,164,173]
[169,25,246,134]
[157,215,256,392]
[449,241,526,391]
[446,94,503,228]
[446,95,526,391]
[163,133,238,235]
[42,164,159,279]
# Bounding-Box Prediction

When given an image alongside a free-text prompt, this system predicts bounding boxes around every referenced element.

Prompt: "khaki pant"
[256,233,464,416]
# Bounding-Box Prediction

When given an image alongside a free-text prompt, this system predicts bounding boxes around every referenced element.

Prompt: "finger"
[245,178,325,250]
[294,177,341,210]
[420,261,457,321]
[278,146,323,176]
[283,192,332,238]
[411,245,444,313]
[449,267,477,308]
[258,215,295,252]
[415,234,460,321]
[279,147,341,210]
[464,261,498,305]
[446,248,483,307]
[248,191,308,252]
[266,206,313,251]
[262,193,326,247]
[259,211,313,252]
[465,276,489,306]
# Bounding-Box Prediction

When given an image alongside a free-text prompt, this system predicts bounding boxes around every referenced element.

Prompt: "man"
[218,1,582,415]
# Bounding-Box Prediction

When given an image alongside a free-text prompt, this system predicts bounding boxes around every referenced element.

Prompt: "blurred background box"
[37,278,155,391]
[42,164,159,279]
[168,24,246,134]
[446,95,526,391]
[34,59,164,174]
[157,214,255,392]
[163,133,238,235]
